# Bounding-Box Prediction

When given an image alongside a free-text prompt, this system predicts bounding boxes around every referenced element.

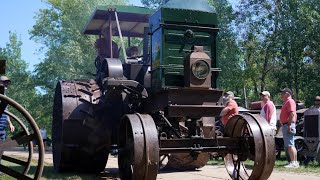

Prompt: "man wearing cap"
[259,91,277,134]
[280,88,299,168]
[0,76,15,142]
[313,96,320,109]
[220,91,239,126]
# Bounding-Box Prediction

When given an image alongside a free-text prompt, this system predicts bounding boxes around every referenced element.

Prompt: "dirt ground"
[3,149,320,180]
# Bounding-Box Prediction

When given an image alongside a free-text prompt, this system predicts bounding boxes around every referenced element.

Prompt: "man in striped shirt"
[0,76,15,141]
[0,107,15,141]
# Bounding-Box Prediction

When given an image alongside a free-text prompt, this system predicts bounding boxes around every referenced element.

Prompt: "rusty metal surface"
[149,88,224,116]
[103,78,148,98]
[249,101,262,110]
[223,113,275,180]
[299,107,320,162]
[52,80,110,172]
[0,94,44,180]
[168,104,223,118]
[118,113,159,180]
[304,107,320,139]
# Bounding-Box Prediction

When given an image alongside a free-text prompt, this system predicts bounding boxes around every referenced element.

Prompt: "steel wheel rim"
[118,113,159,180]
[223,113,275,180]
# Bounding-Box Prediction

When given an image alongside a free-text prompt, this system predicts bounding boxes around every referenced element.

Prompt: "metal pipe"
[108,11,113,58]
[114,11,128,63]
[160,146,238,154]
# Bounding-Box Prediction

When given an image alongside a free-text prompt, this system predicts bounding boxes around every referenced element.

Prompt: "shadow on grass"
[208,158,255,169]
[1,164,120,180]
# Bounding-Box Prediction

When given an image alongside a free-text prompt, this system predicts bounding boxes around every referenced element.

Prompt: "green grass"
[208,153,320,174]
[273,157,320,174]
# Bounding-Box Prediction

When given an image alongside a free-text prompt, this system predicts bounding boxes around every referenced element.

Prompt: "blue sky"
[0,0,235,72]
[129,0,143,6]
[0,0,47,71]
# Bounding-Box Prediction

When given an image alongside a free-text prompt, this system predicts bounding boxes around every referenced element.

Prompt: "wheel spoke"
[0,164,33,180]
[1,155,28,166]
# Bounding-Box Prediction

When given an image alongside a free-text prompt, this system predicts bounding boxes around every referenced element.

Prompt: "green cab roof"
[82,5,154,37]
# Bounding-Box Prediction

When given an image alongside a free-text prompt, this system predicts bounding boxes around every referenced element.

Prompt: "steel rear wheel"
[52,80,109,173]
[0,94,44,180]
[118,113,159,180]
[223,113,275,180]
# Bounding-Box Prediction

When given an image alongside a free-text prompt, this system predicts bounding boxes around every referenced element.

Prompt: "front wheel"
[118,113,159,180]
[223,113,275,180]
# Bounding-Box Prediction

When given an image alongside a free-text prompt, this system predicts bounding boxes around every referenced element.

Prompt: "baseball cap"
[0,76,10,87]
[315,96,320,101]
[259,91,270,97]
[279,88,292,96]
[224,91,234,97]
[0,76,10,82]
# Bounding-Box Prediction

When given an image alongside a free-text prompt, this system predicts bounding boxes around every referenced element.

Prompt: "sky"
[0,0,47,71]
[0,0,235,72]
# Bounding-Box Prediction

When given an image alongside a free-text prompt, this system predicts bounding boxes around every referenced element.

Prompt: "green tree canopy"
[29,0,127,131]
[0,32,47,129]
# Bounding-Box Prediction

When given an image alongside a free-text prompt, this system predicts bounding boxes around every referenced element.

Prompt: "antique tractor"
[294,104,320,164]
[0,60,44,180]
[52,0,275,179]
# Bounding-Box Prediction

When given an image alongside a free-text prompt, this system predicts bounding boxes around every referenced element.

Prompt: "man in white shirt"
[259,91,277,134]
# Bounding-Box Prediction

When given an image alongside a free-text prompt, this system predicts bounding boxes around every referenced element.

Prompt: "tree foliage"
[236,0,320,105]
[141,0,168,8]
[208,0,243,95]
[0,32,46,129]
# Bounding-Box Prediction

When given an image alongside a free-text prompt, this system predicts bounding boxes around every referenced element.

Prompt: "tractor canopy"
[82,5,154,37]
